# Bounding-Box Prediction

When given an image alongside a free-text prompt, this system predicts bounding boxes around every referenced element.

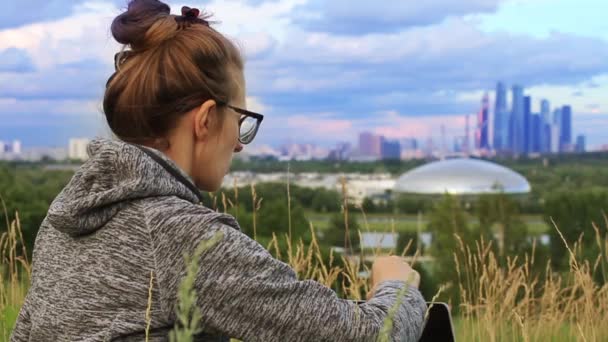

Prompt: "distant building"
[12,140,21,155]
[68,138,91,161]
[530,114,541,153]
[453,136,466,153]
[401,138,418,150]
[327,142,352,161]
[523,96,531,154]
[477,92,490,150]
[278,143,329,161]
[560,105,572,152]
[400,138,423,160]
[20,147,68,161]
[550,124,560,153]
[510,85,525,154]
[0,140,23,160]
[575,135,586,153]
[540,99,551,153]
[493,81,509,151]
[380,137,401,160]
[358,132,382,157]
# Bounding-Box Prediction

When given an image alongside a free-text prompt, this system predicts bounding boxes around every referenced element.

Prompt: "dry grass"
[453,218,608,342]
[1,184,608,341]
[0,194,31,342]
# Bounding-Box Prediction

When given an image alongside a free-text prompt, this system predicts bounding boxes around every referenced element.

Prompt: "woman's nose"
[234,142,243,153]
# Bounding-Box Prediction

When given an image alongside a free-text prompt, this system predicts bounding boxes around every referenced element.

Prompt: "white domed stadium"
[394,158,530,195]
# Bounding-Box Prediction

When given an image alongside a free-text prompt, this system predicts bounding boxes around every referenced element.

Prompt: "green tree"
[256,198,312,253]
[310,189,341,212]
[396,231,420,256]
[426,193,472,308]
[322,212,361,252]
[476,193,530,260]
[544,190,608,271]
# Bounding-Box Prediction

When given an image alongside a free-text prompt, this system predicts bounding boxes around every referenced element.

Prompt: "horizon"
[1,0,607,150]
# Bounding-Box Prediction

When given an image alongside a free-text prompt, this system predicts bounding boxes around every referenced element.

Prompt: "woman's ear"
[193,99,217,141]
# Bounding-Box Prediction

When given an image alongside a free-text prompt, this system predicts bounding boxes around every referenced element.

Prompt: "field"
[1,203,607,341]
[307,212,550,235]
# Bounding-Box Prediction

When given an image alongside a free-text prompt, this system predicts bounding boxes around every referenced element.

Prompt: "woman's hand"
[366,255,420,300]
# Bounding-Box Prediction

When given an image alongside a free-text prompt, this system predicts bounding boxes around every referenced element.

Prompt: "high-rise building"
[523,96,532,154]
[575,135,586,153]
[463,116,469,155]
[553,107,562,152]
[550,124,560,153]
[68,138,91,161]
[477,92,490,150]
[511,85,525,154]
[553,107,562,125]
[453,136,466,153]
[561,105,572,152]
[400,138,418,150]
[358,132,382,157]
[328,142,351,161]
[530,114,541,153]
[540,99,551,153]
[12,140,21,155]
[380,137,401,160]
[493,81,509,151]
[0,140,22,155]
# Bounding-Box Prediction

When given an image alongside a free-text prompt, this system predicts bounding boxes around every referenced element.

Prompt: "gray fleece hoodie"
[10,137,427,342]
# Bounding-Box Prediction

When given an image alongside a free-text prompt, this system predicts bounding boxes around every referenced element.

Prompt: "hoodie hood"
[47,137,202,237]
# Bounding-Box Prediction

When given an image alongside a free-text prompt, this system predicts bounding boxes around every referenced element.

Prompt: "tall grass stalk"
[0,193,30,342]
[169,231,224,342]
[287,163,292,244]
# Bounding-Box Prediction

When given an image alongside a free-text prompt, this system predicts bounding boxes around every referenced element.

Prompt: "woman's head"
[104,0,250,192]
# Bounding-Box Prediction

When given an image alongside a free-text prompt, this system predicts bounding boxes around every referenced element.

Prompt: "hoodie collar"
[46,137,204,237]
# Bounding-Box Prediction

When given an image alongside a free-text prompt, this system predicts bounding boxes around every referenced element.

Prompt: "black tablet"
[352,300,455,341]
[418,302,455,342]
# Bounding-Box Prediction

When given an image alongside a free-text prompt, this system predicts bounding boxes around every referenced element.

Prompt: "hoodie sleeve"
[147,205,427,342]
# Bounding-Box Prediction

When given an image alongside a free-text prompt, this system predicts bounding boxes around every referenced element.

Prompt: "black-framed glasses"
[217,101,264,145]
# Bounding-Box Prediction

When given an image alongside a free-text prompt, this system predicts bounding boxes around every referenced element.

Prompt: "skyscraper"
[68,138,91,161]
[540,99,551,153]
[561,105,572,152]
[523,95,532,154]
[477,92,490,150]
[531,114,541,153]
[380,137,401,160]
[493,82,509,151]
[358,132,382,157]
[12,140,21,155]
[576,135,586,153]
[511,85,525,154]
[550,124,560,153]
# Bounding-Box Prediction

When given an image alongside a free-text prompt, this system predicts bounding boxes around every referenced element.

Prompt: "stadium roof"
[394,158,531,195]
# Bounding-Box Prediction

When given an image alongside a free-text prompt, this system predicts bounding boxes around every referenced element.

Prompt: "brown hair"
[103,0,244,149]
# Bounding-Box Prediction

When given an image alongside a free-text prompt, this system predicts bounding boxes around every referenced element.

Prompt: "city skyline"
[0,0,607,150]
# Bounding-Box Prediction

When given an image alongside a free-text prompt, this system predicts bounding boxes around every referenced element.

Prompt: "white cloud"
[179,0,306,41]
[246,96,268,113]
[294,0,505,34]
[0,1,119,70]
[0,0,606,147]
[0,97,101,116]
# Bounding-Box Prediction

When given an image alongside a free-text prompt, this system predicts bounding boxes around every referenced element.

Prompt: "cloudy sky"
[0,0,607,150]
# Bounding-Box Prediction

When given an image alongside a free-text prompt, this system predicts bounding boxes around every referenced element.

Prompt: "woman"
[11,1,427,341]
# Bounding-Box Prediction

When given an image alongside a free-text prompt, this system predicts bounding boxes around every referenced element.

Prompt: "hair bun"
[111,0,171,49]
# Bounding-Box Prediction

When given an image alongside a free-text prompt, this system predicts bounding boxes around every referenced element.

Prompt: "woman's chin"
[195,178,221,193]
